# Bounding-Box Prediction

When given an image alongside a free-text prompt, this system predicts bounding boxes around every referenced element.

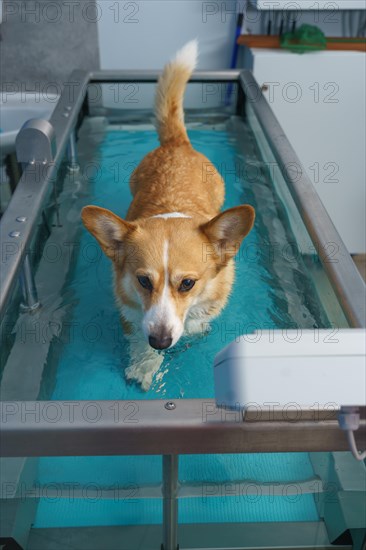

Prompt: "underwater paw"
[125,353,164,391]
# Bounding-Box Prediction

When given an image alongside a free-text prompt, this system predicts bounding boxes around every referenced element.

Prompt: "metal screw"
[62,112,70,118]
[164,402,176,410]
[65,105,72,111]
[16,216,27,223]
[9,231,21,238]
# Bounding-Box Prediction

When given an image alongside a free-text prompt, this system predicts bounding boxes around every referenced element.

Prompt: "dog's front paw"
[125,346,164,391]
[185,318,212,338]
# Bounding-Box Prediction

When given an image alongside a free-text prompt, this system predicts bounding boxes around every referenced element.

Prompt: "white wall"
[250,49,366,253]
[97,0,363,71]
[97,0,237,70]
[97,1,241,109]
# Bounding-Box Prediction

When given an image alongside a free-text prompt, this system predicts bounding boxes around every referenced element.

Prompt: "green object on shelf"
[280,24,327,54]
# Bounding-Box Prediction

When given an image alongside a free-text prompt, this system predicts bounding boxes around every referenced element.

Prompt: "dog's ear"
[81,206,136,260]
[200,205,255,264]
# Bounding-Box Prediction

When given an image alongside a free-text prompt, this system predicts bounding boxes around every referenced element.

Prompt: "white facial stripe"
[150,212,192,219]
[142,239,184,346]
[163,240,169,287]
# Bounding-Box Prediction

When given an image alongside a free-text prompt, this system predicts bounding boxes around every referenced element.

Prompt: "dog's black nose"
[149,335,172,350]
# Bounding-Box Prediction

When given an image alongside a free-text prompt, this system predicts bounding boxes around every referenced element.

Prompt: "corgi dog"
[82,40,255,390]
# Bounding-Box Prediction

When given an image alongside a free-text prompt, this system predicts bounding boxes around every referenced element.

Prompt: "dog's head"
[82,206,255,349]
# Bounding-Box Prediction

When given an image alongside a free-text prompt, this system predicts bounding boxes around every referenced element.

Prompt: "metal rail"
[89,69,241,82]
[1,400,365,457]
[162,455,179,550]
[0,70,90,322]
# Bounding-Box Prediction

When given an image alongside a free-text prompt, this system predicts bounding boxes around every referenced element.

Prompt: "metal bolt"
[16,216,27,223]
[9,231,21,238]
[164,402,176,410]
[62,112,70,118]
[65,105,72,111]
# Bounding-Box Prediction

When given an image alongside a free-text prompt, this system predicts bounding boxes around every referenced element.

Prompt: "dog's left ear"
[200,205,255,264]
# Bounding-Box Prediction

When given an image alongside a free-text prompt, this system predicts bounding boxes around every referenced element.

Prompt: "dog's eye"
[179,279,196,292]
[137,275,153,291]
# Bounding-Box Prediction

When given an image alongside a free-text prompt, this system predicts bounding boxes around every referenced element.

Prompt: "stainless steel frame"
[162,455,179,550]
[0,70,90,322]
[1,70,365,549]
[1,399,365,457]
[1,69,365,454]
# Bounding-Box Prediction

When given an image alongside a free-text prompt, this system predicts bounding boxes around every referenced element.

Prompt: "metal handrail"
[1,399,365,457]
[89,69,242,82]
[0,70,89,321]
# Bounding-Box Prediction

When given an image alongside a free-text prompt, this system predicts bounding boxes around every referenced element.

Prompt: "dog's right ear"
[200,205,255,265]
[81,206,135,260]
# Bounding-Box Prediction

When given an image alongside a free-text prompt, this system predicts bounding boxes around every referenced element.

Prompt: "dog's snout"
[149,334,173,350]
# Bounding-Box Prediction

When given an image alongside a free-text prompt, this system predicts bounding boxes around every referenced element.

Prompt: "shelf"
[249,0,366,10]
[237,34,366,51]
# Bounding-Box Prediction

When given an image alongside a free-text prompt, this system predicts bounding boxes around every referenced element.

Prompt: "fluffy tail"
[155,40,198,145]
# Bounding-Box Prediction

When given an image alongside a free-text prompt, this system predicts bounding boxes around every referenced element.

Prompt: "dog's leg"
[125,331,164,391]
[185,318,211,337]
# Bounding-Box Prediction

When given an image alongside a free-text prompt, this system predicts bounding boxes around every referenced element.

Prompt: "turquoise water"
[44,125,329,402]
[34,121,329,527]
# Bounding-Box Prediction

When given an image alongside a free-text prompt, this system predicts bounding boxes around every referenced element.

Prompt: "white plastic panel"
[249,0,366,9]
[214,329,366,409]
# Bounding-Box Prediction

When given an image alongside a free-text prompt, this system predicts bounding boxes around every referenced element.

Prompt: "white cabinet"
[246,48,366,253]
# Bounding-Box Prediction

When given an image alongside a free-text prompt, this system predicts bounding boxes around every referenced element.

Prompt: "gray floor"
[26,521,351,550]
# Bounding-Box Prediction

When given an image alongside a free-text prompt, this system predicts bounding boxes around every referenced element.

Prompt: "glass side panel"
[33,455,162,528]
[90,81,240,119]
[29,453,319,528]
[246,103,349,328]
[3,451,361,534]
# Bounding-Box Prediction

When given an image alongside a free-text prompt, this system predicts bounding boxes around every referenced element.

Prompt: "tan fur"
[81,42,255,389]
[155,62,192,145]
[128,142,224,219]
